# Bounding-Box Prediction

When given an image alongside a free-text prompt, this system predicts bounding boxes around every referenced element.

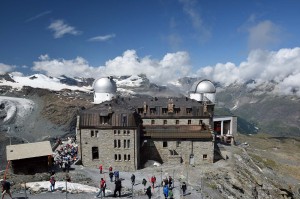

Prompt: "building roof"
[189,79,216,93]
[93,77,117,93]
[6,141,52,161]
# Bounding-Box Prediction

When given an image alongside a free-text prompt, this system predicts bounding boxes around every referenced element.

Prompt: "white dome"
[93,77,117,93]
[190,79,216,93]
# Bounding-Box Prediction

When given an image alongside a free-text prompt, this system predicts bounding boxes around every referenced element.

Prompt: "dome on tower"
[93,77,117,93]
[190,79,216,94]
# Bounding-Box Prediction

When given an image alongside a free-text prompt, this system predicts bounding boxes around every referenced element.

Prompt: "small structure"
[6,141,53,174]
[213,116,237,144]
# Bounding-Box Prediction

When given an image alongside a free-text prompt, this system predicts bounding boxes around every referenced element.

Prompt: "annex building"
[76,77,235,171]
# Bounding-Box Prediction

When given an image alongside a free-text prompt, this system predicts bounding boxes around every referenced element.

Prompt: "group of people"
[53,137,78,172]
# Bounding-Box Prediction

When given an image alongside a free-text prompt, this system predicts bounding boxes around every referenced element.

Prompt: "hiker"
[109,165,113,172]
[109,171,114,182]
[168,188,174,199]
[163,177,168,187]
[163,185,169,199]
[114,178,122,197]
[96,178,106,198]
[142,178,147,187]
[181,182,187,195]
[131,174,135,185]
[1,179,12,199]
[151,175,156,188]
[168,176,172,188]
[114,170,119,181]
[145,186,152,199]
[99,164,103,174]
[49,175,56,192]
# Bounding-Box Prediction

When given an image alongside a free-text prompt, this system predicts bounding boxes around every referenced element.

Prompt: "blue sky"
[1,0,300,93]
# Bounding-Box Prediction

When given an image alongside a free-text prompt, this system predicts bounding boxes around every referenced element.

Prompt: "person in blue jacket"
[163,185,169,199]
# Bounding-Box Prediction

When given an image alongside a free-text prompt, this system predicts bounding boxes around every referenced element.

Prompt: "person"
[131,174,135,185]
[151,176,156,188]
[109,171,114,182]
[96,178,106,198]
[163,185,169,199]
[114,170,119,181]
[142,178,147,187]
[168,188,174,199]
[181,182,187,195]
[163,177,168,187]
[99,164,103,174]
[114,178,122,197]
[145,186,152,199]
[168,176,172,188]
[49,175,56,192]
[1,179,12,199]
[109,165,113,172]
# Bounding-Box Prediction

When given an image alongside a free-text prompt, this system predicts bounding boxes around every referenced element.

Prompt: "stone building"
[76,78,228,171]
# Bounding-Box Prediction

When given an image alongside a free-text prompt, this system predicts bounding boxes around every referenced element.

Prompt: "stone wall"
[78,128,138,171]
[141,140,214,166]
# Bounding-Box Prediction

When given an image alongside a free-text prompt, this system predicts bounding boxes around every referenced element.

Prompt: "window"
[188,120,191,125]
[91,130,94,137]
[186,108,192,114]
[118,139,121,148]
[92,147,99,159]
[118,130,120,135]
[115,154,118,161]
[122,114,127,127]
[176,141,181,147]
[114,130,117,135]
[100,116,109,124]
[203,154,207,159]
[123,130,126,135]
[127,130,130,135]
[162,108,168,114]
[150,108,156,114]
[176,120,179,125]
[118,154,121,161]
[124,154,127,161]
[95,130,99,137]
[174,108,180,114]
[163,120,167,125]
[151,120,155,125]
[127,139,130,148]
[124,140,126,148]
[128,154,131,161]
[114,140,117,148]
[163,141,168,148]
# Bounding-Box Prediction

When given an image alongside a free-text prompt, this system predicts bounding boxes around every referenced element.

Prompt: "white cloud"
[196,47,300,95]
[88,34,116,42]
[179,0,211,42]
[0,63,15,74]
[247,20,281,50]
[31,50,191,85]
[25,10,52,22]
[48,20,81,38]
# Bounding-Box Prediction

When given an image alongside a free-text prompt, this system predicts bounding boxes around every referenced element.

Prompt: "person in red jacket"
[151,176,156,188]
[109,165,113,172]
[96,178,106,198]
[99,164,103,174]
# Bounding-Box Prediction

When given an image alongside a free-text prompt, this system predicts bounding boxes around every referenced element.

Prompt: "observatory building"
[76,78,236,171]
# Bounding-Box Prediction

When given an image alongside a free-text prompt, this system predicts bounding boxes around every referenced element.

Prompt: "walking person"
[49,175,56,192]
[99,164,103,174]
[163,185,169,199]
[145,186,152,199]
[151,176,156,188]
[1,179,12,199]
[131,174,135,185]
[142,178,147,187]
[109,171,114,182]
[181,182,187,195]
[114,178,122,197]
[96,178,106,198]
